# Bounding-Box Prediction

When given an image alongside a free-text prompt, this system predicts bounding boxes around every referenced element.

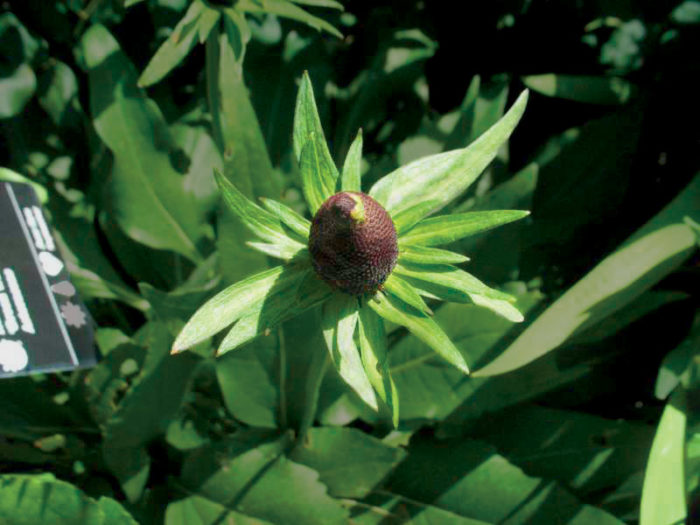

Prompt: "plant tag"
[0,181,97,378]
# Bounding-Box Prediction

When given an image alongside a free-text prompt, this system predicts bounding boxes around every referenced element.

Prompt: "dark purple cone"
[309,192,398,295]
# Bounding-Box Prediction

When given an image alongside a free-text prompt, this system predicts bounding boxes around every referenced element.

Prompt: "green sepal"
[391,200,441,235]
[395,262,524,323]
[369,291,469,374]
[322,294,378,410]
[399,210,530,247]
[340,129,363,192]
[358,305,399,427]
[260,197,311,239]
[383,273,433,316]
[398,245,469,265]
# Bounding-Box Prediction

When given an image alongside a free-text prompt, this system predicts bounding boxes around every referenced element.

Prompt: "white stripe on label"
[23,207,46,251]
[0,292,18,335]
[3,269,35,335]
[33,206,55,251]
[5,183,78,365]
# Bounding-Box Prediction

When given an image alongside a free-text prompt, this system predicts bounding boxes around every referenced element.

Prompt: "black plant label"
[0,182,96,378]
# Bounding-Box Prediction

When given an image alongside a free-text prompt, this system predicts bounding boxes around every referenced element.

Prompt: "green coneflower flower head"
[172,72,530,426]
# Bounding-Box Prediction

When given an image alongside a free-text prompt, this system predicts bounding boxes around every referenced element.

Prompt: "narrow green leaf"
[197,7,220,44]
[173,265,303,352]
[383,273,432,315]
[391,200,442,235]
[399,244,469,265]
[369,90,529,215]
[358,305,399,427]
[341,129,363,192]
[300,138,337,213]
[289,0,344,9]
[0,167,48,203]
[260,197,311,239]
[369,291,469,374]
[217,269,332,355]
[137,1,206,87]
[522,74,634,105]
[294,72,339,210]
[322,294,378,410]
[214,168,293,246]
[238,0,343,38]
[474,174,700,377]
[246,241,306,261]
[82,25,204,262]
[640,390,687,525]
[400,210,530,247]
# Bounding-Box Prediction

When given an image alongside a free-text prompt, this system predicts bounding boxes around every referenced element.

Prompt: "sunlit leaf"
[369,290,469,374]
[391,200,441,235]
[260,197,311,239]
[341,129,363,192]
[369,90,529,215]
[383,273,432,315]
[322,294,378,410]
[399,210,529,247]
[398,244,469,265]
[522,74,634,105]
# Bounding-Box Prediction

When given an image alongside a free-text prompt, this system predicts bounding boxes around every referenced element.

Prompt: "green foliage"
[0,1,698,523]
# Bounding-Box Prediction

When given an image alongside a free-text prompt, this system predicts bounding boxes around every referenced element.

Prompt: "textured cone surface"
[309,192,398,295]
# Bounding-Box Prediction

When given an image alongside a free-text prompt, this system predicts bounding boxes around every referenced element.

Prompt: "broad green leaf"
[0,474,137,524]
[322,294,378,410]
[522,74,634,105]
[399,210,529,247]
[237,0,343,38]
[399,244,469,265]
[165,495,271,525]
[470,405,654,498]
[101,323,200,501]
[387,434,623,525]
[0,63,35,119]
[0,168,48,202]
[38,60,81,128]
[358,305,398,426]
[173,265,304,352]
[290,427,406,498]
[341,129,363,192]
[394,262,523,322]
[353,492,490,525]
[260,197,311,239]
[369,90,529,215]
[81,25,203,262]
[391,200,441,235]
[672,0,700,23]
[294,72,339,210]
[383,273,432,315]
[218,269,331,355]
[217,337,280,428]
[640,390,687,525]
[214,168,301,253]
[300,137,338,213]
[369,290,469,374]
[475,174,700,377]
[137,1,209,87]
[655,313,700,399]
[181,438,349,524]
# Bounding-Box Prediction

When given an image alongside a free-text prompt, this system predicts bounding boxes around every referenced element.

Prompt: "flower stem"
[297,342,329,443]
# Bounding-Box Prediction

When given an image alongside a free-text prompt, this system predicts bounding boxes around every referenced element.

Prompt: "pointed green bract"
[214,169,301,255]
[369,291,469,374]
[322,295,378,410]
[300,139,338,214]
[369,90,529,215]
[237,0,343,38]
[394,263,524,322]
[260,197,311,239]
[341,129,363,192]
[399,210,530,247]
[358,306,399,427]
[294,72,339,212]
[391,200,441,235]
[399,244,469,265]
[246,241,306,261]
[383,273,432,315]
[173,265,304,352]
[217,270,332,355]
